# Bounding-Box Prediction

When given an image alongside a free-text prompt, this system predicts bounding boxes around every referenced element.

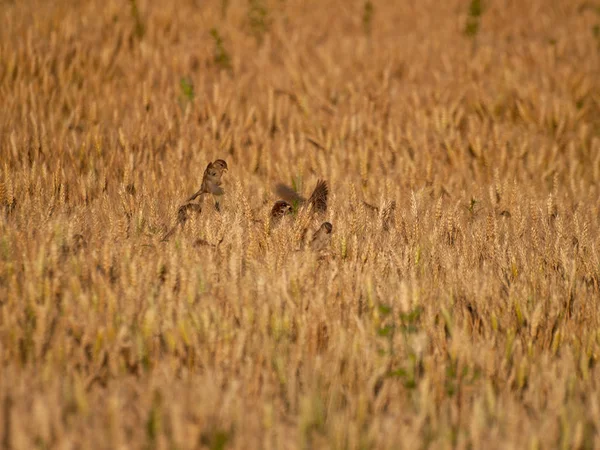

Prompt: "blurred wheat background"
[1,0,600,448]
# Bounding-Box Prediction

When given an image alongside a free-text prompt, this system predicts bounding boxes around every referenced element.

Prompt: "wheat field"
[1,0,600,448]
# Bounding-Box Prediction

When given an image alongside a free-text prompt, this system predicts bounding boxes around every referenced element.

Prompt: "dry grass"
[1,0,600,448]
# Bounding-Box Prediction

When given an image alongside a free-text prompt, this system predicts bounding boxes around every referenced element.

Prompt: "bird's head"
[321,222,333,234]
[213,159,228,173]
[271,200,293,218]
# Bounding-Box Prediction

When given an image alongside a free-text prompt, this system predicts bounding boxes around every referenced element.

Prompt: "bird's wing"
[185,162,214,202]
[207,185,224,195]
[274,183,306,205]
[307,179,328,213]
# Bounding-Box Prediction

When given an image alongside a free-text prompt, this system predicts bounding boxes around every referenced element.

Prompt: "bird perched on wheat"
[310,221,333,252]
[161,159,228,242]
[270,200,293,223]
[185,159,228,206]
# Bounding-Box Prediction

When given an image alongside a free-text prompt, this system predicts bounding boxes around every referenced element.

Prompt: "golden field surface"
[1,0,600,448]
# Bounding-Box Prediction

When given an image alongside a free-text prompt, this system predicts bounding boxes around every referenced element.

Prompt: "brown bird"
[186,159,228,205]
[161,159,228,242]
[177,202,202,225]
[270,200,293,221]
[274,179,328,214]
[310,222,333,252]
[161,202,201,242]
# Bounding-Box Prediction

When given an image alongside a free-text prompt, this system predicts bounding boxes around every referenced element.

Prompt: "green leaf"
[363,1,374,35]
[389,368,408,378]
[210,28,232,71]
[180,77,195,103]
[400,324,419,334]
[378,303,392,316]
[400,306,423,324]
[404,379,417,389]
[129,0,145,38]
[468,0,482,18]
[377,325,394,337]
